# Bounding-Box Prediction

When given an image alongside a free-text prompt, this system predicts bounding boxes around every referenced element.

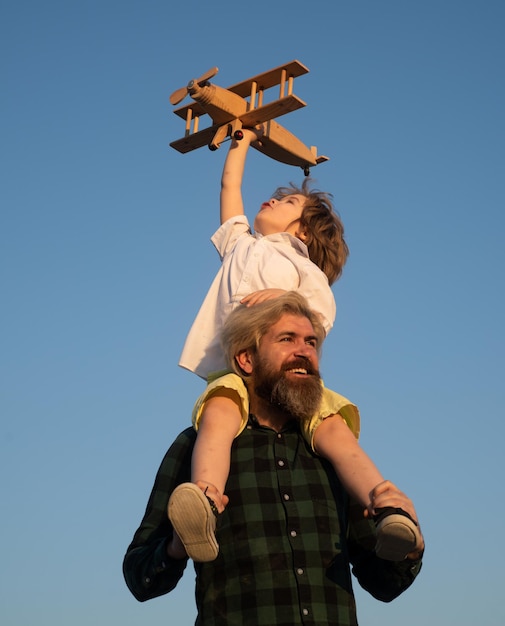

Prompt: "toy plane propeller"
[170,67,219,106]
[169,60,328,175]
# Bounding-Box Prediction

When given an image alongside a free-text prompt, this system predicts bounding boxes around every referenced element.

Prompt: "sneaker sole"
[375,513,419,561]
[168,483,219,562]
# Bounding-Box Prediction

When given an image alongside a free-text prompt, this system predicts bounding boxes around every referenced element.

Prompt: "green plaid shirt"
[123,418,422,625]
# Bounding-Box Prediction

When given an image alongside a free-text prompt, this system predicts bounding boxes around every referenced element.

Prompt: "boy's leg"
[191,392,242,505]
[313,414,383,512]
[168,394,241,562]
[312,414,421,560]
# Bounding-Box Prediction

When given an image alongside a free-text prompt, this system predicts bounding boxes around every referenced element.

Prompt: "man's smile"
[282,358,318,378]
[286,367,309,375]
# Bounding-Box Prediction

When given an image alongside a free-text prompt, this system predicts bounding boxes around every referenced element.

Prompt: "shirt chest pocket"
[256,254,300,289]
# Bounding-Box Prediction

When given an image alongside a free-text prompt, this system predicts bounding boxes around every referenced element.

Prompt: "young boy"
[170,128,421,563]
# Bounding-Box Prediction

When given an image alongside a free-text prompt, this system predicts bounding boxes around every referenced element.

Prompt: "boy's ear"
[295,226,309,242]
[235,349,254,375]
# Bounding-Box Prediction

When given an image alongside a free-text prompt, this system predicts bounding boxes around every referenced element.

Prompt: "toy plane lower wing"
[170,126,219,154]
[252,119,328,172]
[170,117,328,173]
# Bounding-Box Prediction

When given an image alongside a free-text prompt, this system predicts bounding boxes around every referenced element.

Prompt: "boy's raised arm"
[220,128,261,225]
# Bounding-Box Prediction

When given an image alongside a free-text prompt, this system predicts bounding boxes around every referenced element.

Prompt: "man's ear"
[235,349,254,375]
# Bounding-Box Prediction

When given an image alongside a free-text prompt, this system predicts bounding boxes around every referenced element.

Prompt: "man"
[123,292,424,625]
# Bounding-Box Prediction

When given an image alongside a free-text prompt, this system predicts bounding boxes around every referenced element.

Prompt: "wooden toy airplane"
[169,60,328,175]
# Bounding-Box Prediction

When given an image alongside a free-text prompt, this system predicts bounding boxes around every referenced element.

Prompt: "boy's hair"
[272,179,349,285]
[221,291,325,377]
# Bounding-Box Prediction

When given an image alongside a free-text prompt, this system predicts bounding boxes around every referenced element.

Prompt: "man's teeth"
[288,368,308,374]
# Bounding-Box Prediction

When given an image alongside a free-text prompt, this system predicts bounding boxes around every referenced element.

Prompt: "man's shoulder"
[153,428,196,484]
[172,427,196,447]
[163,427,196,460]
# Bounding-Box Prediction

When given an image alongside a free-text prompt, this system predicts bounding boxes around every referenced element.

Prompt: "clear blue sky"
[2,1,504,624]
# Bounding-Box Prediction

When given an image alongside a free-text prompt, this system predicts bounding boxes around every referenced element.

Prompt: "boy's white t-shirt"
[179,215,336,380]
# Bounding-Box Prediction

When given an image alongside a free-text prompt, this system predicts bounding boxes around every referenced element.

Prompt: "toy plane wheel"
[233,130,244,140]
[304,166,310,176]
[208,144,218,151]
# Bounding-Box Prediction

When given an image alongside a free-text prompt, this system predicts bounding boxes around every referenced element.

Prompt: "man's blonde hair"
[221,292,326,376]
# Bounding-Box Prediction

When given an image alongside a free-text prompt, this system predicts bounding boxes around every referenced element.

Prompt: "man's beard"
[253,356,323,422]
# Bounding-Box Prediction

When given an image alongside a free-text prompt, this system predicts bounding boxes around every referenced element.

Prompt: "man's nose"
[294,342,312,358]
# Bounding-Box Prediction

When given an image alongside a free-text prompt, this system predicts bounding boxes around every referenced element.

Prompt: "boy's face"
[253,194,307,239]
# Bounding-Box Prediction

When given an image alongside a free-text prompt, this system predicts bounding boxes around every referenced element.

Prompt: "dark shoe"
[168,483,219,562]
[374,507,421,561]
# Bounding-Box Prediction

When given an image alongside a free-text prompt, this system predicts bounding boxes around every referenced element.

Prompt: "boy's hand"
[240,125,265,145]
[241,289,287,306]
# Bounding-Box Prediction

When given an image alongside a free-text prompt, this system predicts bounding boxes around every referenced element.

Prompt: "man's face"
[250,314,323,420]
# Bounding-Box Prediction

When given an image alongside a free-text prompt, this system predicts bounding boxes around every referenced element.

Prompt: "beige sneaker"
[168,483,219,562]
[374,507,421,561]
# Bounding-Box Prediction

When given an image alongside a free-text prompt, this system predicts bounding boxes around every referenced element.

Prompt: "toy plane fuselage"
[169,60,328,174]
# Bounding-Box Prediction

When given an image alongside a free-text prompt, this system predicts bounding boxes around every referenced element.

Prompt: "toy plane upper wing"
[225,60,309,97]
[170,94,307,153]
[171,94,306,127]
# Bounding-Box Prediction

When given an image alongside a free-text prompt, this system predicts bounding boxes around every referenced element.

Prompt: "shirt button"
[302,608,309,616]
[277,433,282,439]
[144,577,151,584]
[283,493,290,501]
[297,568,304,575]
[277,459,285,467]
[290,530,297,537]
